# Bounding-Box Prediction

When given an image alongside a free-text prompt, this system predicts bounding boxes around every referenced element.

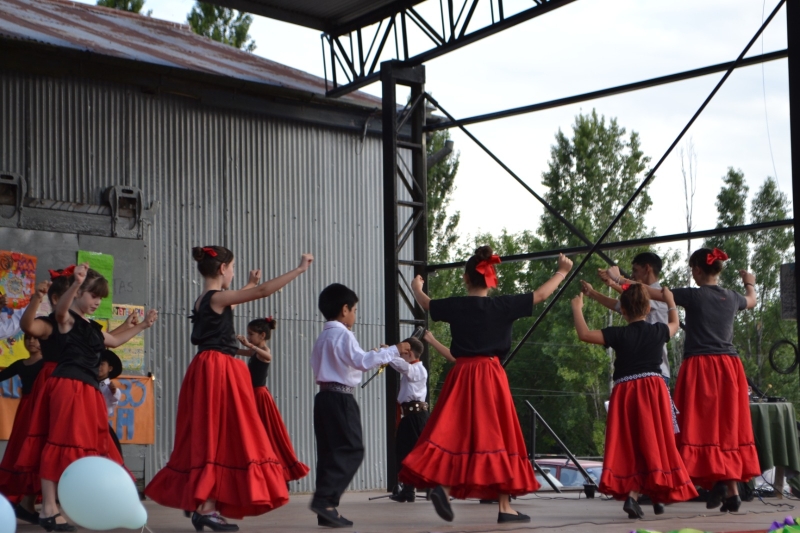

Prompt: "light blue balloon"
[0,494,16,533]
[58,457,147,530]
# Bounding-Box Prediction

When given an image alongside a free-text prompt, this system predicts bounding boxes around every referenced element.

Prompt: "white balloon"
[0,494,16,533]
[58,457,147,530]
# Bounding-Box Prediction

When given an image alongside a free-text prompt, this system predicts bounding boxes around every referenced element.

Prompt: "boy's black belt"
[319,382,354,394]
[401,401,428,416]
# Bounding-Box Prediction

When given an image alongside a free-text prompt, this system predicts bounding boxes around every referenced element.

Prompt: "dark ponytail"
[248,317,277,340]
[464,245,494,288]
[619,283,650,318]
[689,248,725,276]
[192,246,234,278]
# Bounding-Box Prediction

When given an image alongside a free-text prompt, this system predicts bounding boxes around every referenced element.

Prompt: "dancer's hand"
[739,270,756,286]
[580,280,593,295]
[571,293,584,309]
[142,309,158,328]
[411,275,424,293]
[297,254,313,273]
[108,381,117,394]
[606,266,621,283]
[247,270,262,285]
[556,253,573,274]
[236,335,252,348]
[123,311,139,327]
[423,330,436,343]
[73,263,89,285]
[34,281,51,300]
[662,286,676,306]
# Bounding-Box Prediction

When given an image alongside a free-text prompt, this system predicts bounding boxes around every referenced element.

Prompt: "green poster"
[77,250,114,318]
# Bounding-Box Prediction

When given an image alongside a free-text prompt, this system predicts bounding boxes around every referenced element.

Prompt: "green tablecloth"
[749,402,800,475]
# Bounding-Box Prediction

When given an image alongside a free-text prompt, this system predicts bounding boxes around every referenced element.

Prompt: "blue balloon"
[0,494,15,533]
[58,457,147,530]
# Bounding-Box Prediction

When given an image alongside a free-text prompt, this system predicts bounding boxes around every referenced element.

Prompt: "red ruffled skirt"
[0,393,39,499]
[600,376,698,503]
[15,377,126,484]
[145,350,288,519]
[674,355,760,489]
[399,356,539,500]
[253,386,309,482]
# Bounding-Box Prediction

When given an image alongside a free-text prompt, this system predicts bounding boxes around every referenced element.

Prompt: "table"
[750,402,800,498]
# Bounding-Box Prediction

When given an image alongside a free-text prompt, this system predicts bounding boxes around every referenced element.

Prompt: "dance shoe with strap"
[191,511,239,532]
[38,513,76,532]
[497,511,531,523]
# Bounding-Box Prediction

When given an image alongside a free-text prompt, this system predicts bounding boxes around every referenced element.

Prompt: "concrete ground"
[16,491,800,533]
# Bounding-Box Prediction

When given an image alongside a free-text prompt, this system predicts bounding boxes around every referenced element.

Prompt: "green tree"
[705,168,749,289]
[187,2,256,52]
[96,0,150,15]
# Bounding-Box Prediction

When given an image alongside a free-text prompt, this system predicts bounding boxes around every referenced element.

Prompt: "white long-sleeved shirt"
[99,378,122,416]
[310,321,400,387]
[388,358,427,403]
[0,308,26,340]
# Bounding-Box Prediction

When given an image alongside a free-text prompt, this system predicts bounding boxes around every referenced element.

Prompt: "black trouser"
[312,391,364,508]
[395,410,429,485]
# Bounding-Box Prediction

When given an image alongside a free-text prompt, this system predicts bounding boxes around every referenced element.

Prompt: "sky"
[78,0,792,260]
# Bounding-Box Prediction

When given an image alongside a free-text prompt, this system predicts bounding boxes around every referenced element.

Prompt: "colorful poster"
[0,374,154,444]
[0,251,36,309]
[107,304,146,373]
[77,250,114,319]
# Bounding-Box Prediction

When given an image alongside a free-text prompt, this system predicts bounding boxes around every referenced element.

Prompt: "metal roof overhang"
[206,0,426,34]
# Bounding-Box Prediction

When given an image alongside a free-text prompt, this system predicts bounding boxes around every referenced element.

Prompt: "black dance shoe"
[310,505,353,528]
[430,486,454,522]
[191,512,239,532]
[652,503,665,515]
[390,487,416,503]
[706,482,727,509]
[719,495,741,512]
[497,511,531,524]
[39,514,76,532]
[14,504,39,524]
[623,497,644,519]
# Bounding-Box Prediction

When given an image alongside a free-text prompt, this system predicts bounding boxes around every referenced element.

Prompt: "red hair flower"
[202,247,218,258]
[475,255,502,288]
[49,265,75,279]
[706,248,729,265]
[620,283,631,291]
[265,316,273,323]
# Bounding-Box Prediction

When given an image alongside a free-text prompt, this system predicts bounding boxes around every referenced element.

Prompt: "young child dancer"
[98,349,124,454]
[389,336,428,504]
[402,246,572,524]
[572,284,697,518]
[0,333,44,522]
[614,248,759,512]
[582,252,671,385]
[17,264,157,532]
[309,283,411,528]
[145,247,312,531]
[237,317,310,483]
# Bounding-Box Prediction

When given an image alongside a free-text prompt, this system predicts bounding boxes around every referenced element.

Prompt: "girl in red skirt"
[611,248,759,512]
[16,264,158,532]
[402,245,572,524]
[572,284,697,518]
[145,247,313,531]
[0,333,44,522]
[237,317,310,483]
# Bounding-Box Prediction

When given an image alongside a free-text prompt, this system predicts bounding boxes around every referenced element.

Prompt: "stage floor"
[21,491,799,532]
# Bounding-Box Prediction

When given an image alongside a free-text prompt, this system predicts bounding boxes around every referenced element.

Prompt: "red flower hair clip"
[202,247,218,258]
[475,255,502,288]
[49,265,75,279]
[620,283,631,291]
[265,316,273,323]
[706,248,729,265]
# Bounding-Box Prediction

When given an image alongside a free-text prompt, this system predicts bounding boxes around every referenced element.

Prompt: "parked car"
[535,458,603,488]
[534,467,564,491]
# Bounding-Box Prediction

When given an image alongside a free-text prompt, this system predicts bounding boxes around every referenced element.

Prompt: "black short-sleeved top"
[51,310,105,388]
[37,314,66,363]
[191,290,238,356]
[0,358,44,395]
[429,294,534,358]
[602,321,669,381]
[248,356,270,388]
[672,285,748,356]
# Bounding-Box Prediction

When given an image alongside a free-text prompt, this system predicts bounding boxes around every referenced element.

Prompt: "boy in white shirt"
[309,283,411,528]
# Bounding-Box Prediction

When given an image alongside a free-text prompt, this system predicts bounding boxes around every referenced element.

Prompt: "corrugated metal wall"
[0,70,398,493]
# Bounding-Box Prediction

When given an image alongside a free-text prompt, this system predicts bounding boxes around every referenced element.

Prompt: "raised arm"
[423,330,455,363]
[533,254,573,305]
[20,284,53,338]
[231,270,262,310]
[103,309,158,348]
[740,270,757,310]
[236,335,272,363]
[210,255,312,311]
[571,293,605,345]
[599,267,625,295]
[580,280,620,313]
[662,287,680,337]
[56,263,89,330]
[108,310,139,336]
[411,275,431,311]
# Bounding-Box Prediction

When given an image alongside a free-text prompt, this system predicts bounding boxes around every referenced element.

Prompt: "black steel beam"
[789,0,800,337]
[326,0,578,97]
[427,49,789,131]
[502,0,787,368]
[427,219,794,272]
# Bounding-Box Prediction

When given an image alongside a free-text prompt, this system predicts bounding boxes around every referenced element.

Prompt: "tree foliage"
[96,0,150,15]
[187,2,256,52]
